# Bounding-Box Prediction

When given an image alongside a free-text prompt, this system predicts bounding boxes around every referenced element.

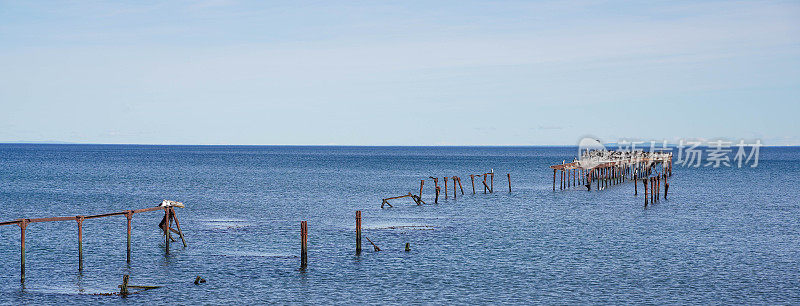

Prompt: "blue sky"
[1,1,798,145]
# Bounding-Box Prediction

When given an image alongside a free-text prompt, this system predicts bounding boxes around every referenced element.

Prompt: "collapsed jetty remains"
[0,200,187,283]
[381,171,510,207]
[550,150,672,197]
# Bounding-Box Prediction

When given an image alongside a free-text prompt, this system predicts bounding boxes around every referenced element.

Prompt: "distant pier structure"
[550,150,673,192]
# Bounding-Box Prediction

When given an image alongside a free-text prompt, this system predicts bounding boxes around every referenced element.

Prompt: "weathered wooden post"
[472,174,477,194]
[77,216,84,270]
[490,173,494,192]
[355,211,362,255]
[634,173,638,195]
[121,274,130,296]
[19,219,27,282]
[457,177,464,194]
[567,168,570,188]
[170,208,187,248]
[552,169,556,191]
[484,174,488,193]
[452,177,457,200]
[664,174,669,199]
[418,180,424,200]
[435,186,440,203]
[164,208,170,255]
[507,173,511,192]
[643,178,648,206]
[300,221,308,269]
[444,177,448,199]
[126,211,132,263]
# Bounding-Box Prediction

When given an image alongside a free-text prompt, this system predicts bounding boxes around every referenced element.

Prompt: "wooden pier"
[550,151,673,195]
[0,200,187,283]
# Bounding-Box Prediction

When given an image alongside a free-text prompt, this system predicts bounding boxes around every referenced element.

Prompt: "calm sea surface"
[0,144,798,304]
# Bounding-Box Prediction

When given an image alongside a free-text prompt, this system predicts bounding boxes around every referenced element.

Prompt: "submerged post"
[507,173,511,192]
[77,216,84,270]
[126,211,132,263]
[355,211,362,255]
[300,221,308,269]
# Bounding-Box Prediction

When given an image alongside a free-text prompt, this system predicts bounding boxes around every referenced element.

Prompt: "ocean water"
[0,144,798,304]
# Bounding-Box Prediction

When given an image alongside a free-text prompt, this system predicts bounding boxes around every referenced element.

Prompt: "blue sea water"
[0,144,798,304]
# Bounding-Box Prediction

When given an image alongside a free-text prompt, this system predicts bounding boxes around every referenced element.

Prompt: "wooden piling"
[77,216,84,270]
[490,173,494,192]
[356,211,362,254]
[444,177,448,199]
[164,208,170,255]
[484,174,488,193]
[19,219,27,282]
[664,175,669,199]
[457,177,464,195]
[419,180,424,200]
[552,169,556,191]
[121,274,129,296]
[126,211,132,263]
[472,175,477,194]
[171,208,187,247]
[507,173,511,192]
[300,221,308,269]
[634,173,638,195]
[452,177,457,200]
[643,179,648,206]
[435,186,440,204]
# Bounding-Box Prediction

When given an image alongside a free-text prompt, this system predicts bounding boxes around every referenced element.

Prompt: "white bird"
[159,200,185,208]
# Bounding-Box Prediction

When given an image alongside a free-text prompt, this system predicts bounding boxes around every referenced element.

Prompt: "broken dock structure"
[550,151,673,191]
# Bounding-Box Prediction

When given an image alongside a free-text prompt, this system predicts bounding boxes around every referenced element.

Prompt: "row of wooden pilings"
[552,156,673,191]
[0,203,186,283]
[381,172,511,208]
[642,173,669,207]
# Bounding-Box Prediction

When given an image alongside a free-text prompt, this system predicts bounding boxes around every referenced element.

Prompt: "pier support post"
[444,177,448,199]
[643,179,648,207]
[507,173,511,192]
[171,208,187,247]
[77,216,84,270]
[472,175,477,194]
[163,208,170,255]
[452,177,457,200]
[552,169,556,191]
[126,211,132,263]
[300,221,308,269]
[121,274,129,296]
[419,180,424,200]
[19,219,27,282]
[355,211,362,255]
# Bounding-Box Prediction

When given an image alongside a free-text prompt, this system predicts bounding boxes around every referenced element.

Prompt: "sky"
[1,0,798,145]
